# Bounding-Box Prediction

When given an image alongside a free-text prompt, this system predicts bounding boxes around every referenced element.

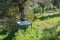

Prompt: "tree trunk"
[58,0,60,10]
[42,6,44,13]
[18,4,25,21]
[17,0,27,21]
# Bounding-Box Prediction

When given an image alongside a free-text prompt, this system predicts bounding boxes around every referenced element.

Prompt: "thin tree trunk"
[58,0,60,11]
[42,6,44,13]
[17,0,27,21]
[18,4,25,21]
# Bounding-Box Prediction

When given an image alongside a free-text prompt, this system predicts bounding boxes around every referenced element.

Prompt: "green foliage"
[14,24,59,40]
[0,0,60,40]
[33,6,41,13]
[0,13,60,40]
[25,8,34,21]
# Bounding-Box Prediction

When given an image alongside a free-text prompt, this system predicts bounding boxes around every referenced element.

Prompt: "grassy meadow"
[0,12,60,40]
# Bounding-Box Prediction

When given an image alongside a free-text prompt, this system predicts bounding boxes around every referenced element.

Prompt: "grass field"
[0,12,60,40]
[15,12,60,40]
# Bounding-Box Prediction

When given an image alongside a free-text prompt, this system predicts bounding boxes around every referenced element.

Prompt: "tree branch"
[19,0,27,6]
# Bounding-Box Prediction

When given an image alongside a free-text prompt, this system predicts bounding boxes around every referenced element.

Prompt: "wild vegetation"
[0,0,60,40]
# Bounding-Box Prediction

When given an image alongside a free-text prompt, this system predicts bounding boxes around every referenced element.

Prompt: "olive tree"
[0,0,28,31]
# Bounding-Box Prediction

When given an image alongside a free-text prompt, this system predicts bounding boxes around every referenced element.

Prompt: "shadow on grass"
[39,13,60,20]
[0,30,7,35]
[3,28,18,40]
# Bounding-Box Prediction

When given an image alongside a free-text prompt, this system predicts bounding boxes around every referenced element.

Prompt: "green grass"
[0,12,60,40]
[14,12,60,40]
[0,32,9,40]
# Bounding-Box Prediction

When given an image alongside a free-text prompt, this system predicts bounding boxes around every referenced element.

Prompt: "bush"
[33,6,41,13]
